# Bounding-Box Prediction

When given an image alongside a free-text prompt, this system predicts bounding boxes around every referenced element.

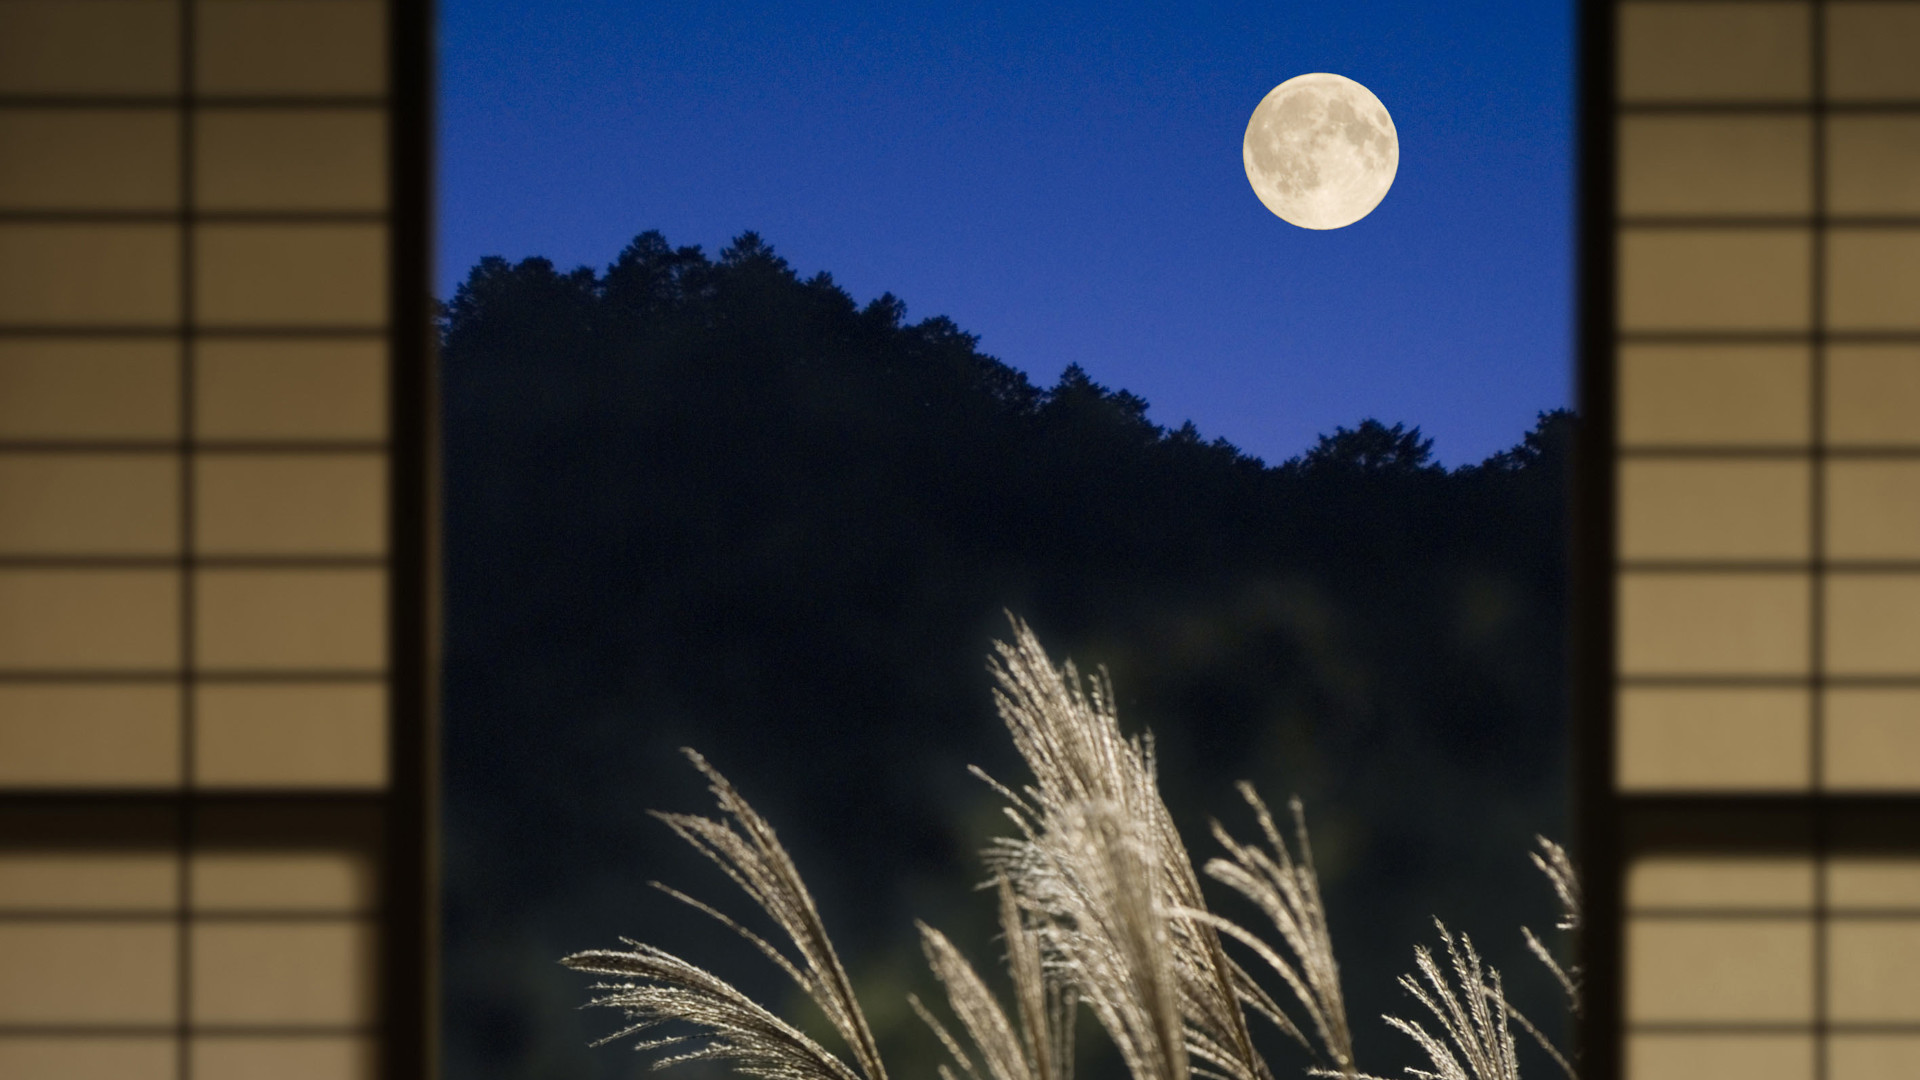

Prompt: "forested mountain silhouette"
[439,230,1573,1080]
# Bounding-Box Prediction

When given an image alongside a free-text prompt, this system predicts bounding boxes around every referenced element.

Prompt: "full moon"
[1243,73,1398,230]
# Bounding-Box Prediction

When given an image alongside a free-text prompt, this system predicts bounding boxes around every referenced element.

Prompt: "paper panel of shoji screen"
[0,0,187,791]
[1611,5,1920,1077]
[1613,806,1920,1080]
[186,804,380,1080]
[0,804,380,1080]
[1824,812,1920,1080]
[1820,0,1920,794]
[0,0,394,794]
[1618,2,1812,103]
[1614,0,1817,787]
[1626,848,1819,1080]
[1610,0,1920,797]
[187,0,392,796]
[0,805,177,1080]
[0,1,400,1077]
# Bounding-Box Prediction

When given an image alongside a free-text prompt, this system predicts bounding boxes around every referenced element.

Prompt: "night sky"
[438,0,1575,467]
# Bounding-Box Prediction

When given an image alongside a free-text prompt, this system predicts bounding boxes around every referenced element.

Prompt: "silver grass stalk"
[978,617,1274,1080]
[1500,837,1582,1080]
[911,878,1074,1080]
[1200,786,1356,1078]
[561,939,866,1080]
[1521,837,1582,1017]
[1385,839,1583,1080]
[561,749,887,1080]
[994,796,1189,1080]
[1377,921,1520,1080]
[997,875,1080,1080]
[1529,838,1581,936]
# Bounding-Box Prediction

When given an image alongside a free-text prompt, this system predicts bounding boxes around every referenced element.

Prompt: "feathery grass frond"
[561,939,864,1080]
[1383,922,1520,1080]
[994,876,1077,1080]
[1489,996,1575,1080]
[1528,838,1580,934]
[916,922,1024,1080]
[1521,836,1582,1020]
[1518,928,1577,1023]
[1505,836,1582,1080]
[908,992,981,1080]
[913,879,1068,1080]
[1003,797,1189,1080]
[1172,908,1312,1053]
[1203,785,1355,1078]
[979,616,1272,1080]
[562,749,886,1080]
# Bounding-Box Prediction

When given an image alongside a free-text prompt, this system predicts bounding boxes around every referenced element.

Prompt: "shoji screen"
[0,2,434,1079]
[1582,3,1920,1079]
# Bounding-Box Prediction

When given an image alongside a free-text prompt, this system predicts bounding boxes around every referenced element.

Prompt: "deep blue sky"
[439,1,1574,467]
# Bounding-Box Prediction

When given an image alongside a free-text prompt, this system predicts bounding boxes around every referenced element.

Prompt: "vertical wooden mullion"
[382,1,437,1078]
[1572,0,1622,1078]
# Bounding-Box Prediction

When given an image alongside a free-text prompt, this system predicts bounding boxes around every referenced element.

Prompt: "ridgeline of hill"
[440,230,1573,1080]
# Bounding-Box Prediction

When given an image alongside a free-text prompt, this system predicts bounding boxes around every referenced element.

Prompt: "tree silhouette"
[1295,419,1443,475]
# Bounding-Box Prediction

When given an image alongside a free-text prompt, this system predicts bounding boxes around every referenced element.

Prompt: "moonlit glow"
[1243,73,1399,230]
